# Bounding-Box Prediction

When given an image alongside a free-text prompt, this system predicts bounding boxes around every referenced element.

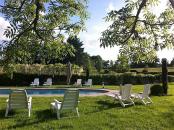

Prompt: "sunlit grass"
[0,83,174,129]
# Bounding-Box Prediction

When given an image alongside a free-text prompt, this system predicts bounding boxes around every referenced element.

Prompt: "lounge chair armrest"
[28,96,32,103]
[115,94,120,98]
[111,91,119,95]
[131,93,139,99]
[6,99,9,102]
[54,99,61,104]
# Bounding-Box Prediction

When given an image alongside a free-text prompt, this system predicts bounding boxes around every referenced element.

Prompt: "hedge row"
[2,64,83,76]
[0,73,172,86]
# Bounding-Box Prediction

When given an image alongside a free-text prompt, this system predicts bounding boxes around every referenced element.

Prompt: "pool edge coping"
[0,88,111,97]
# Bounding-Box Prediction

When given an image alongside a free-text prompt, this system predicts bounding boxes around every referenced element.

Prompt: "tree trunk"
[86,68,89,80]
[162,58,168,95]
[169,0,174,9]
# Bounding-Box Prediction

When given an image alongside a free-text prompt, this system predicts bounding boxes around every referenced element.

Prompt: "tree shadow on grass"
[93,98,141,113]
[83,100,122,115]
[0,109,17,119]
[35,109,55,120]
[6,109,55,129]
[0,109,6,119]
[96,100,121,109]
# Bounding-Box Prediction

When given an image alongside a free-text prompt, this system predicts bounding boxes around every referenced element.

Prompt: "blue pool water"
[0,89,108,95]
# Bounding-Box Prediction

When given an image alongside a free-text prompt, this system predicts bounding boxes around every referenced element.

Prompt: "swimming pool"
[0,89,108,96]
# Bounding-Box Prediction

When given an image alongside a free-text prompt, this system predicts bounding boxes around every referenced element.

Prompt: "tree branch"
[138,19,174,26]
[122,0,147,43]
[18,0,26,12]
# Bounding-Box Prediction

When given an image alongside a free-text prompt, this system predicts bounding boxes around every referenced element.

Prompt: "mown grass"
[0,83,174,130]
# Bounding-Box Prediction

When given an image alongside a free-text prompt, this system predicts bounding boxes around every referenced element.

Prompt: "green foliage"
[0,72,161,86]
[0,0,88,64]
[115,54,130,73]
[3,64,83,76]
[100,0,174,63]
[91,55,103,72]
[150,84,164,96]
[3,64,16,79]
[64,36,85,65]
[170,58,174,67]
[131,58,160,68]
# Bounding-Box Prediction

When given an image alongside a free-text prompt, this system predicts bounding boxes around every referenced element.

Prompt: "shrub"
[1,64,83,76]
[130,70,138,73]
[0,73,161,86]
[150,84,164,96]
[142,68,148,74]
[168,75,174,82]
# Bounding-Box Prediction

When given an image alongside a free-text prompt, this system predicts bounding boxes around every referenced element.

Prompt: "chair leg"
[28,108,31,117]
[5,107,9,117]
[141,99,147,105]
[56,110,60,119]
[129,98,135,106]
[147,97,153,103]
[119,99,125,107]
[28,105,31,117]
[76,108,79,117]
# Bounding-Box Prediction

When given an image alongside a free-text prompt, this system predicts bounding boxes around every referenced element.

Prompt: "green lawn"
[0,84,174,130]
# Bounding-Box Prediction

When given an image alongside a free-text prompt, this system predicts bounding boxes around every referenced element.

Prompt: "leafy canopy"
[100,0,174,62]
[0,0,88,64]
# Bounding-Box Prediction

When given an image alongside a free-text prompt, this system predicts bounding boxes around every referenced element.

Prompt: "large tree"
[0,0,88,64]
[63,36,84,65]
[91,55,103,72]
[100,0,174,62]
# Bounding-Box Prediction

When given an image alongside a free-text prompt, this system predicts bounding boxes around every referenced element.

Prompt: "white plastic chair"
[134,84,153,105]
[83,79,92,87]
[106,84,135,107]
[74,79,82,87]
[43,78,52,86]
[5,89,32,117]
[51,89,80,119]
[30,78,39,86]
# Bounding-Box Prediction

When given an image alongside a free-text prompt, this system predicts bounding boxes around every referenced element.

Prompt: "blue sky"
[0,0,174,62]
[80,0,174,62]
[80,0,124,61]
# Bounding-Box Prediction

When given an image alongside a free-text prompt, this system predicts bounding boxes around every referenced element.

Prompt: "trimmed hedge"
[150,84,164,96]
[0,73,168,86]
[2,64,83,76]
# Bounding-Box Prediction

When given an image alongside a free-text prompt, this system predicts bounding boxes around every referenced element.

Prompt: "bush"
[2,64,83,76]
[150,84,164,96]
[168,75,174,82]
[142,68,148,74]
[130,70,138,73]
[0,73,161,86]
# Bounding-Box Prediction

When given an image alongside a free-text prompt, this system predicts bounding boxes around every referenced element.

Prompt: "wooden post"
[162,58,168,95]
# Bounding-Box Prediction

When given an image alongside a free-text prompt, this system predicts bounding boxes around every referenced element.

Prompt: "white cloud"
[39,11,45,16]
[79,19,119,61]
[0,17,10,41]
[106,2,115,12]
[150,0,168,17]
[157,49,174,62]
